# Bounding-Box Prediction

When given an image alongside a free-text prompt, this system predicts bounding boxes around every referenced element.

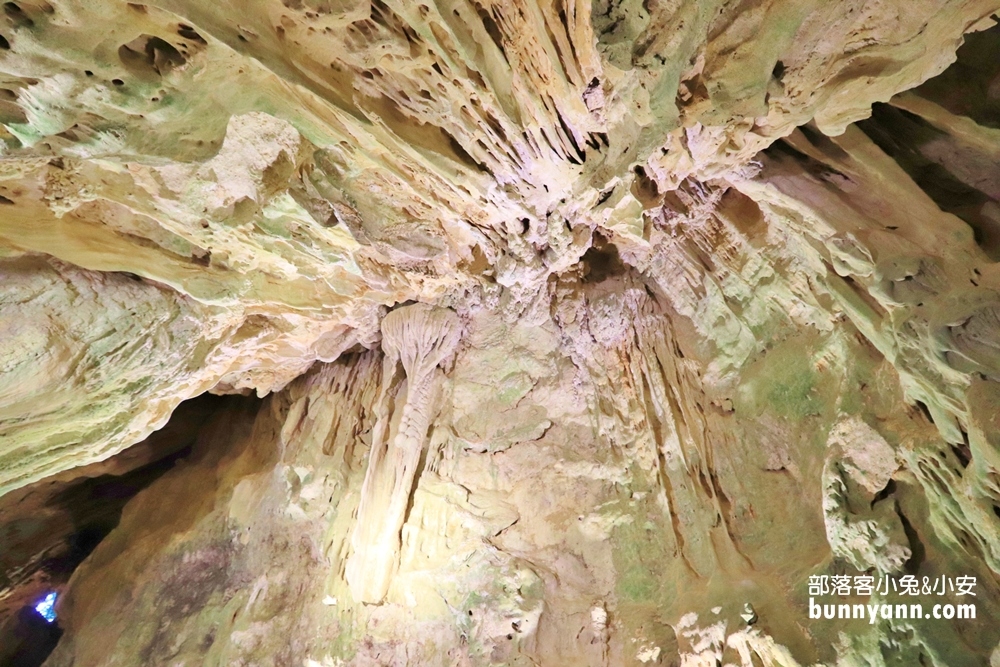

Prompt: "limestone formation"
[0,0,999,665]
[345,303,462,603]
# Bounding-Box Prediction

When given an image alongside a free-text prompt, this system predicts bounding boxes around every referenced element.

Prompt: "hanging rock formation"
[345,303,462,603]
[1,0,1000,665]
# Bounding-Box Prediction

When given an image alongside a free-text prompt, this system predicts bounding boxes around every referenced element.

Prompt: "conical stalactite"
[345,303,462,603]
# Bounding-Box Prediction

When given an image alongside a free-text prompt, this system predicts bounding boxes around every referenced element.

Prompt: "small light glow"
[34,592,57,623]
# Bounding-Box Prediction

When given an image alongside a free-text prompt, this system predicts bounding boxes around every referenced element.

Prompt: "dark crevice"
[476,4,505,58]
[797,124,850,163]
[559,7,580,68]
[770,126,850,172]
[950,442,972,469]
[871,479,896,508]
[445,132,487,174]
[897,506,926,574]
[581,242,625,283]
[857,103,1000,260]
[177,24,205,44]
[631,164,659,208]
[0,393,226,663]
[772,59,785,81]
[838,273,888,319]
[914,400,934,425]
[708,468,753,568]
[118,35,187,78]
[369,0,392,30]
[910,23,1000,129]
[3,2,33,28]
[556,109,586,163]
[595,187,614,206]
[541,5,573,85]
[638,367,699,578]
[538,125,565,161]
[0,606,62,667]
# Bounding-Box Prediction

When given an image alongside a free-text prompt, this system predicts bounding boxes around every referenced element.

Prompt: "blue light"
[34,592,57,623]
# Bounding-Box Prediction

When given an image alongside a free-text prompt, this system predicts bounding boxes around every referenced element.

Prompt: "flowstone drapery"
[346,303,462,603]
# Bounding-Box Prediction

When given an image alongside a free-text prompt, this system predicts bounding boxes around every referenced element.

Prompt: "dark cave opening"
[0,393,225,666]
[856,103,1000,260]
[0,602,63,667]
[855,22,1000,260]
[909,22,1000,130]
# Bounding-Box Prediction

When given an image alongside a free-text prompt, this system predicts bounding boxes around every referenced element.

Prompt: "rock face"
[1,0,1000,665]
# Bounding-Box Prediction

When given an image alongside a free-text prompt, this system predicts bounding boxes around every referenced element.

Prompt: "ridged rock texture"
[2,0,1000,665]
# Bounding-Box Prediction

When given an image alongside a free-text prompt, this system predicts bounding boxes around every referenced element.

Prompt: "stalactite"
[345,303,462,603]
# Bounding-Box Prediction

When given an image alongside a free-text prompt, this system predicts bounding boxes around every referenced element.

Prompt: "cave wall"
[44,265,1000,665]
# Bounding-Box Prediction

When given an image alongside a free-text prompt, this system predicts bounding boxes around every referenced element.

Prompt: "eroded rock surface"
[1,0,1000,665]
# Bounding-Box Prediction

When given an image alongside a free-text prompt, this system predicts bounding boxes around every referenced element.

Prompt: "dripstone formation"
[2,0,1000,665]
